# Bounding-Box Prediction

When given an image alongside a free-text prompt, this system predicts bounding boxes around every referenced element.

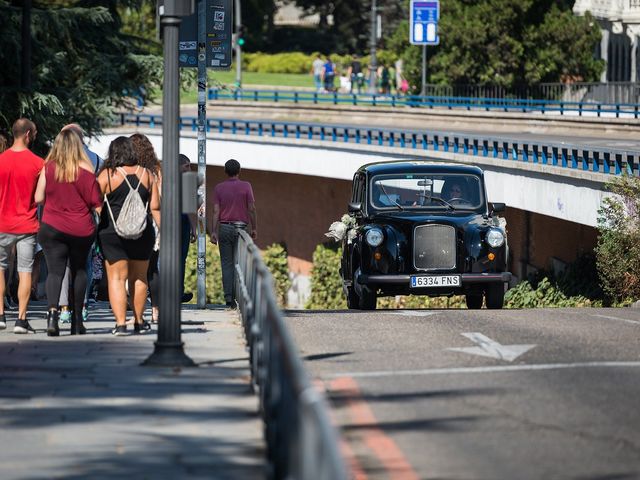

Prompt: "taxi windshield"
[370,173,484,211]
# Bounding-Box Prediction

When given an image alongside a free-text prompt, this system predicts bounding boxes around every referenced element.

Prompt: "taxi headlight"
[365,228,384,247]
[486,229,505,248]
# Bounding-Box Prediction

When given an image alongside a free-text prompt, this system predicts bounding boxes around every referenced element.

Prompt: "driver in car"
[442,180,469,203]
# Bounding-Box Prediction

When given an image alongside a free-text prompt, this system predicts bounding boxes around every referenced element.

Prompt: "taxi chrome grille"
[413,224,456,270]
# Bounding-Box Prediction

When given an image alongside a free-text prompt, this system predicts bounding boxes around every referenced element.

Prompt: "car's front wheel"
[485,283,505,309]
[465,293,483,309]
[345,285,360,309]
[359,286,377,310]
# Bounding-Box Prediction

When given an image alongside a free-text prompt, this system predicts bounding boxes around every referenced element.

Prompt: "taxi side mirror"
[491,202,506,213]
[348,202,362,214]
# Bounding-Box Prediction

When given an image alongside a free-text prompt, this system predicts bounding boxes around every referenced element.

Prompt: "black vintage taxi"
[340,161,511,310]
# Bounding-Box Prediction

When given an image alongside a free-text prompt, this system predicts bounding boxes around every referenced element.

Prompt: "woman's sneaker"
[59,308,72,324]
[14,319,36,334]
[111,325,128,336]
[0,314,6,330]
[134,321,151,334]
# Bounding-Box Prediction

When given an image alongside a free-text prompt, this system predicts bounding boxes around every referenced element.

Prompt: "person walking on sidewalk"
[0,119,44,333]
[348,55,364,94]
[210,159,257,309]
[130,133,162,323]
[97,137,160,336]
[179,154,196,304]
[55,123,104,325]
[35,129,102,336]
[311,54,324,92]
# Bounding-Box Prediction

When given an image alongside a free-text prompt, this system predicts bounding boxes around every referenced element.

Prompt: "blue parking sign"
[410,0,439,45]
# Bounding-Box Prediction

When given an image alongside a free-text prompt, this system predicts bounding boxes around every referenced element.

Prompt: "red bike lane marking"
[313,379,368,479]
[329,376,421,480]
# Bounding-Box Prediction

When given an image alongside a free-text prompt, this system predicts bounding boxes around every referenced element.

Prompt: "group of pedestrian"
[311,54,409,96]
[0,118,258,337]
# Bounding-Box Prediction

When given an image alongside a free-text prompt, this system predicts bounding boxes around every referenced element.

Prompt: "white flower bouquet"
[325,214,357,243]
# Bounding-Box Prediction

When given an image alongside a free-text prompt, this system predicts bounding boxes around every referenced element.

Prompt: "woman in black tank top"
[97,136,161,336]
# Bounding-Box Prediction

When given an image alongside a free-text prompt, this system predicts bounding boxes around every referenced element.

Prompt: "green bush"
[244,52,313,74]
[504,277,596,308]
[263,243,291,307]
[596,175,640,303]
[183,243,224,305]
[240,51,397,76]
[306,244,347,310]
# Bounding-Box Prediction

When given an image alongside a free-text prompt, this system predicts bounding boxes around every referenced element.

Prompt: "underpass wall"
[505,208,598,282]
[203,165,351,307]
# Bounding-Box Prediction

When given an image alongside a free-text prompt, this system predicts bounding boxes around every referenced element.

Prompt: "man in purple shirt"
[210,159,257,308]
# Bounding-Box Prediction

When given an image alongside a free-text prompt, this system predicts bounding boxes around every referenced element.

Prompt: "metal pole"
[367,0,377,94]
[196,0,207,309]
[21,0,31,90]
[143,8,195,367]
[421,44,427,97]
[235,0,242,88]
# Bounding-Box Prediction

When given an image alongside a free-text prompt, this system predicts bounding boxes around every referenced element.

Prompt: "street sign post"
[178,0,233,309]
[179,0,233,69]
[410,0,440,96]
[144,0,196,367]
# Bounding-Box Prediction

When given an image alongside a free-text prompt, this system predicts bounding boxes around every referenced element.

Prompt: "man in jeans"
[210,159,257,308]
[0,118,44,333]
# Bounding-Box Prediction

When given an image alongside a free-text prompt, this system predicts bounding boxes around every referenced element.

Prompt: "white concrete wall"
[90,129,611,227]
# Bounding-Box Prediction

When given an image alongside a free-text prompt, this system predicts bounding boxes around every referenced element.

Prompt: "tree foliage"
[387,0,603,92]
[595,175,640,302]
[0,0,162,152]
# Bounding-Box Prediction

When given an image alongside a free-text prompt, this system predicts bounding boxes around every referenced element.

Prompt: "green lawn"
[180,71,313,103]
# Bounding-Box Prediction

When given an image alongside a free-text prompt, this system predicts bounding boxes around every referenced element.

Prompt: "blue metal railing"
[116,112,640,177]
[207,88,640,119]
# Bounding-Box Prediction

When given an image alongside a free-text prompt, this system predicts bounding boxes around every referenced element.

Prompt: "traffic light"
[237,25,246,47]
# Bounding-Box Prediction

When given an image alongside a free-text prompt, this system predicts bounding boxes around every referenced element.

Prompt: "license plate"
[410,275,461,288]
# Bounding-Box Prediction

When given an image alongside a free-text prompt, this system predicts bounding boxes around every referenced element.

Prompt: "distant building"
[574,0,640,82]
[273,1,333,27]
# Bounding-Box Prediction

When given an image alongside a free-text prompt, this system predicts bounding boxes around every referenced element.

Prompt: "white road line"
[387,310,439,317]
[590,314,640,325]
[328,361,640,379]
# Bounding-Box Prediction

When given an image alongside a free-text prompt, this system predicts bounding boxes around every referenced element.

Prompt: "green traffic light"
[238,38,245,46]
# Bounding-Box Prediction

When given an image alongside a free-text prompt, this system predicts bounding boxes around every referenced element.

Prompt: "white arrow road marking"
[447,332,537,362]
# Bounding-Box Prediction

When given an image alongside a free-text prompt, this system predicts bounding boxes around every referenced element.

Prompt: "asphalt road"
[285,307,640,480]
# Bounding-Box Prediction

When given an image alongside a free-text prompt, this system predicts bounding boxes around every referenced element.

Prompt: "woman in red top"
[35,129,102,336]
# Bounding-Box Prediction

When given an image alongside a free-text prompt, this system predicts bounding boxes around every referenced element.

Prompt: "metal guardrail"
[412,81,640,104]
[207,88,640,118]
[117,113,640,177]
[234,230,349,480]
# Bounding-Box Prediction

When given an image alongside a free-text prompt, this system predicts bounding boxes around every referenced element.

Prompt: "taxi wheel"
[465,293,483,309]
[485,283,505,309]
[346,286,360,310]
[359,286,377,310]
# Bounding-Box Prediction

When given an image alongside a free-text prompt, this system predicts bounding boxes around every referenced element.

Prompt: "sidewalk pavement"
[0,302,266,480]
